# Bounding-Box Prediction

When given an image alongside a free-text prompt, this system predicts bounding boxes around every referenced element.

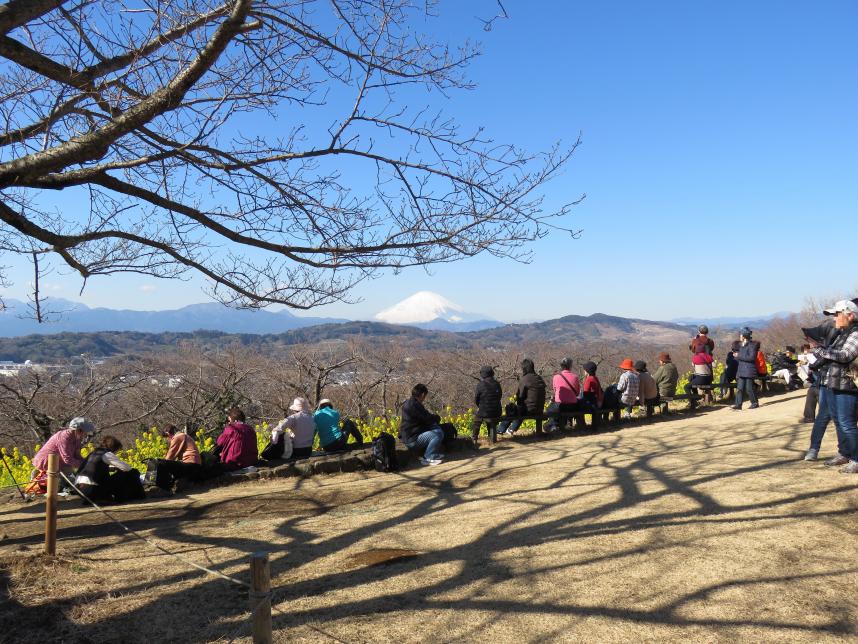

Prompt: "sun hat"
[316,398,333,410]
[823,299,858,316]
[618,358,635,370]
[289,397,309,413]
[68,417,96,434]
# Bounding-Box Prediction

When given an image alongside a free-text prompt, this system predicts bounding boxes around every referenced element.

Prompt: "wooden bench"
[481,410,595,443]
[655,392,703,412]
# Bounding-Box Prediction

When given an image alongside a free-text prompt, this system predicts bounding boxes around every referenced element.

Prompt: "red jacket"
[216,422,258,470]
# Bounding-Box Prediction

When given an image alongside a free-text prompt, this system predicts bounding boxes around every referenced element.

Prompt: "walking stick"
[1,450,27,501]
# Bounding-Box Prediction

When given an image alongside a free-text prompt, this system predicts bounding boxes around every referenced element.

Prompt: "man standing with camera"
[812,300,858,473]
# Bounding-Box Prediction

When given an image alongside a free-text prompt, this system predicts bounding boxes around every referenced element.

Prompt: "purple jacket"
[216,422,258,470]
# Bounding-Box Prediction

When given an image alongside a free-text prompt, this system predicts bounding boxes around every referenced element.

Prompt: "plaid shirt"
[617,370,640,405]
[816,324,858,389]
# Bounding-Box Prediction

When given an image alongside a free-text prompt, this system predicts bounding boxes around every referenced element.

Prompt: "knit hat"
[68,417,96,434]
[634,360,647,372]
[479,366,494,379]
[583,361,598,375]
[658,352,671,363]
[618,358,635,370]
[289,397,310,413]
[740,327,753,339]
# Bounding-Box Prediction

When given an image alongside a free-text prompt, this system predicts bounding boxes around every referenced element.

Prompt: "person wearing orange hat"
[615,358,640,419]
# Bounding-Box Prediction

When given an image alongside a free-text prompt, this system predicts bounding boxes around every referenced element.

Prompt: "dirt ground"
[2,389,858,643]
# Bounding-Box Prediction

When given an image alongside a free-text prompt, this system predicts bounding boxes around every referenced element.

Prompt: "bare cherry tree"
[0,0,579,314]
[0,356,167,445]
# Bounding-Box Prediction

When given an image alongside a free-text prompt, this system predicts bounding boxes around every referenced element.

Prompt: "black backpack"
[372,432,399,473]
[439,422,457,447]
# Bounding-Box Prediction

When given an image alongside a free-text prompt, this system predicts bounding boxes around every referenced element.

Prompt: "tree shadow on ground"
[2,395,855,642]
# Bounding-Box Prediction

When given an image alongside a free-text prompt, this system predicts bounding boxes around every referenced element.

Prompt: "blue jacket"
[736,342,760,378]
[313,407,342,447]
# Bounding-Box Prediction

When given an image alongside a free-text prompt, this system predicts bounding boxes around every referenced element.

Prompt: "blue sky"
[2,1,856,322]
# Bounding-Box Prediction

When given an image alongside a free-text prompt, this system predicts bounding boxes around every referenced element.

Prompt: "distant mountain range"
[0,312,697,363]
[669,312,793,327]
[0,298,347,337]
[0,292,783,339]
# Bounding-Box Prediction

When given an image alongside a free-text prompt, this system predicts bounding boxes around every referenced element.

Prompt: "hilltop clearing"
[2,390,856,642]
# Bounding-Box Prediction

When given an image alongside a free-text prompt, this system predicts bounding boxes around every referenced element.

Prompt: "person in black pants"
[719,341,740,398]
[470,366,502,447]
[76,436,144,503]
[732,328,760,410]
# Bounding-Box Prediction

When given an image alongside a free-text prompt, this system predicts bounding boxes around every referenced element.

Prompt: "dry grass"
[2,390,858,643]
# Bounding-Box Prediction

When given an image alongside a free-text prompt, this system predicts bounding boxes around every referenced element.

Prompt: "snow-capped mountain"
[374,291,503,331]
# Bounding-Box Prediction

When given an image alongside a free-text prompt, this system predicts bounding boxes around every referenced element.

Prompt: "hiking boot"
[749,403,759,409]
[798,417,813,424]
[730,406,741,411]
[803,449,819,461]
[839,461,858,474]
[824,455,850,467]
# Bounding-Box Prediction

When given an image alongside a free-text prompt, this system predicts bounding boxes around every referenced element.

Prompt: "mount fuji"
[373,291,503,332]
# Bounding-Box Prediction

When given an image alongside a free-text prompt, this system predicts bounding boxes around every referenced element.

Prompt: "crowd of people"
[25,397,367,503]
[23,298,858,501]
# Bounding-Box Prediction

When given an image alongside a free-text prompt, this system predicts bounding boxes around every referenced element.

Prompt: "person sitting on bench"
[399,383,445,466]
[582,361,604,409]
[685,348,714,400]
[76,436,144,504]
[653,352,679,399]
[635,360,659,411]
[498,358,547,435]
[614,358,640,418]
[545,358,585,431]
[719,341,740,397]
[314,399,364,452]
[470,366,502,448]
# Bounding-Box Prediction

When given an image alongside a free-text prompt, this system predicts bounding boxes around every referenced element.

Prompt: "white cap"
[317,398,333,409]
[68,417,96,434]
[823,300,858,316]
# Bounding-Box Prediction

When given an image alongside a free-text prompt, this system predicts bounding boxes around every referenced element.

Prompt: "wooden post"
[45,453,59,556]
[249,552,272,644]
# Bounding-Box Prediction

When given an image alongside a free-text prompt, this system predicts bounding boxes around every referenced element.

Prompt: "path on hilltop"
[2,390,857,643]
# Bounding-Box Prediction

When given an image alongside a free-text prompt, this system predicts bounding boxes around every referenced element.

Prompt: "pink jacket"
[33,429,83,471]
[552,371,580,404]
[216,422,258,471]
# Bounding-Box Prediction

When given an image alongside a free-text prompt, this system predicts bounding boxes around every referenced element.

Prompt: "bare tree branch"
[0,0,580,314]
